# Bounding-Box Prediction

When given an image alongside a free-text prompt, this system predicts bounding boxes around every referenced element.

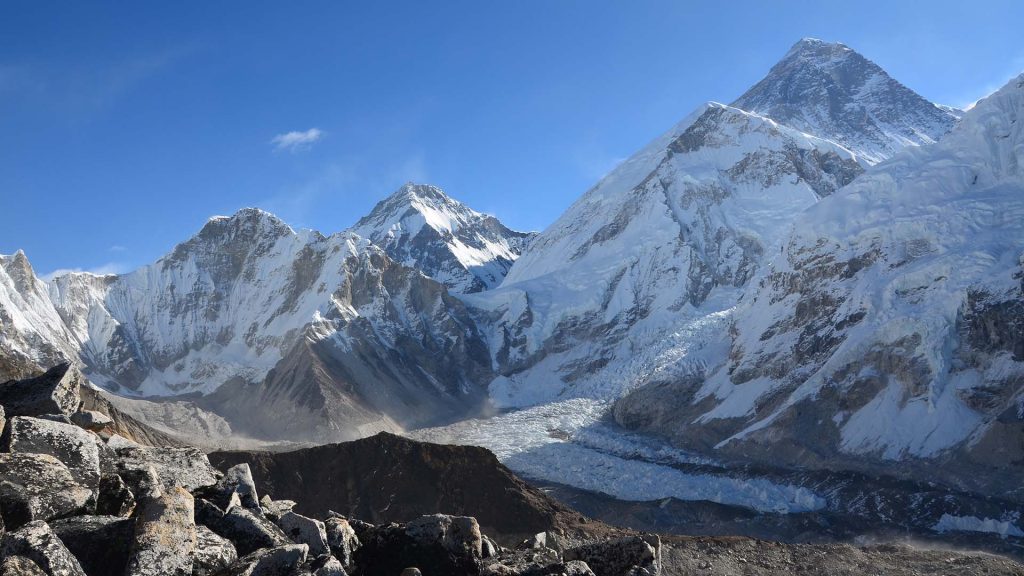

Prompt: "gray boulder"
[406,514,482,559]
[278,512,330,557]
[125,487,197,576]
[354,514,482,576]
[69,410,112,432]
[111,444,218,493]
[324,517,360,568]
[5,416,102,492]
[196,499,289,557]
[221,544,308,576]
[193,524,238,576]
[312,556,348,576]
[0,482,38,532]
[50,515,133,576]
[259,496,296,522]
[0,454,92,521]
[0,363,82,418]
[0,520,87,576]
[206,463,260,510]
[563,536,660,576]
[0,555,47,576]
[95,474,136,517]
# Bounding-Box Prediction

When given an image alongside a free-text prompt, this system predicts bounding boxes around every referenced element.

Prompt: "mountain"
[732,38,960,163]
[471,39,952,409]
[7,207,494,442]
[0,251,79,380]
[615,74,1024,498]
[351,183,536,294]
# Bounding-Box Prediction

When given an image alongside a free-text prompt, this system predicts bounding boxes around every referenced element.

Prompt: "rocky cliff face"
[352,183,536,294]
[616,74,1024,498]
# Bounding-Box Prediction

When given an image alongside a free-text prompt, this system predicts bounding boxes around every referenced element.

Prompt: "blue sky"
[3,1,1023,277]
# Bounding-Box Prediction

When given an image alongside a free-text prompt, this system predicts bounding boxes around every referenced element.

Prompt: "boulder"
[564,560,597,576]
[354,514,483,576]
[209,463,260,510]
[69,411,112,433]
[563,536,660,576]
[221,544,308,576]
[0,520,87,576]
[193,525,238,576]
[5,416,102,492]
[111,445,218,493]
[259,496,296,522]
[399,569,422,576]
[310,556,347,576]
[50,515,133,576]
[481,535,499,559]
[196,499,290,557]
[0,454,92,521]
[0,482,38,532]
[324,517,360,568]
[480,547,562,576]
[0,555,47,576]
[277,512,330,558]
[0,363,82,418]
[406,514,482,559]
[125,487,197,576]
[95,474,136,517]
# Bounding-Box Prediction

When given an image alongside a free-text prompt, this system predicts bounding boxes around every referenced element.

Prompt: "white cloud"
[271,128,324,152]
[108,245,127,252]
[41,262,128,281]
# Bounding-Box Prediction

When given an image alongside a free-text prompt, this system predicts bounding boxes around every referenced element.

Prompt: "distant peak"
[781,37,858,66]
[390,182,457,205]
[186,207,294,250]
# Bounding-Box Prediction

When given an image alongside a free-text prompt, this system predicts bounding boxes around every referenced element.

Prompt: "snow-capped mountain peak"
[732,38,959,163]
[352,182,536,293]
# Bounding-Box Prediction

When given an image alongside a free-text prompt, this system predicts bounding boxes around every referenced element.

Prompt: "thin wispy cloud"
[42,262,128,281]
[108,245,127,252]
[271,128,325,152]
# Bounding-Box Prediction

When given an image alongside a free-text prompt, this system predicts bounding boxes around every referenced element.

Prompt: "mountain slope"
[0,251,79,380]
[732,38,960,163]
[352,183,535,293]
[616,74,1024,498]
[473,40,949,409]
[40,208,493,441]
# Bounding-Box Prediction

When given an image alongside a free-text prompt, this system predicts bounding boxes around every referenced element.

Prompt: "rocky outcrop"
[0,521,86,576]
[50,516,133,576]
[563,536,661,576]
[4,417,101,493]
[193,525,238,576]
[0,455,93,523]
[277,512,330,558]
[125,487,196,576]
[0,364,81,419]
[0,555,47,576]
[209,433,593,545]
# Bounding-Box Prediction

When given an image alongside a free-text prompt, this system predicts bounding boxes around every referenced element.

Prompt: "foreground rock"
[125,487,196,576]
[0,555,47,576]
[221,543,308,576]
[0,521,86,576]
[355,514,484,576]
[50,515,133,576]
[110,444,218,493]
[324,516,360,568]
[95,474,136,517]
[0,454,93,522]
[193,525,238,576]
[196,499,290,557]
[4,416,102,492]
[277,512,330,557]
[0,363,82,418]
[563,536,660,576]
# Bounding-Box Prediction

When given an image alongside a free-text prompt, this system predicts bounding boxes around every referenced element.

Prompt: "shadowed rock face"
[0,363,82,418]
[209,433,599,546]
